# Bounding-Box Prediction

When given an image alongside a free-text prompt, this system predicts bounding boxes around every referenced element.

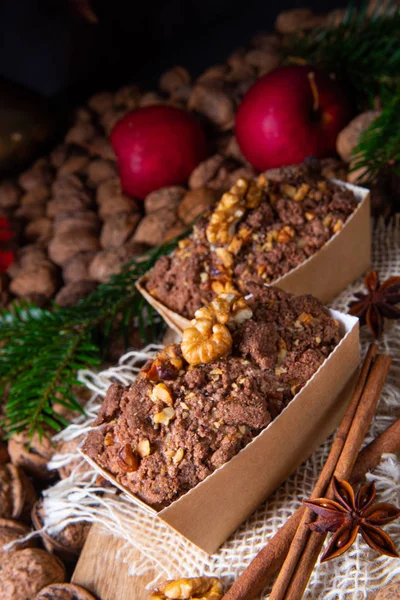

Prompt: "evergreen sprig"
[283,2,400,181]
[0,236,183,438]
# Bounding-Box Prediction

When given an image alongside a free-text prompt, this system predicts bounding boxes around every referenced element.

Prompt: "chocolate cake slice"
[83,285,341,507]
[142,160,357,319]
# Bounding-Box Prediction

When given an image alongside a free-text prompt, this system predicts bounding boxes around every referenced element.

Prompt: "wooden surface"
[72,523,156,600]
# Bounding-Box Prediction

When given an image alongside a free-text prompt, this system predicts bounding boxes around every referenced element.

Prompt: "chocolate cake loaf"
[143,160,357,319]
[83,285,341,507]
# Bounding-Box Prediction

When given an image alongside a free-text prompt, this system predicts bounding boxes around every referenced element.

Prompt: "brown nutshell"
[34,583,97,600]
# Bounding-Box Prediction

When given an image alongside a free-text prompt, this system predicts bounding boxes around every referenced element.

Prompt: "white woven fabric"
[42,217,400,599]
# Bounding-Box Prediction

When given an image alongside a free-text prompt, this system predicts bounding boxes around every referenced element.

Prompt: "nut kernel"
[153,407,176,426]
[137,439,151,458]
[151,383,173,406]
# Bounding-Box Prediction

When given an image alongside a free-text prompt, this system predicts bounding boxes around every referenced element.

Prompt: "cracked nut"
[206,178,264,244]
[0,518,36,556]
[181,294,252,365]
[34,583,97,600]
[8,430,56,480]
[149,576,223,600]
[0,463,37,522]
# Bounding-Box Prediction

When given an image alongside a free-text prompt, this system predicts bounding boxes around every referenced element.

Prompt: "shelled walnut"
[149,577,223,600]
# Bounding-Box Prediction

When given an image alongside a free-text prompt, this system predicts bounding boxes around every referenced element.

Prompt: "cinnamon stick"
[268,344,379,600]
[351,417,400,482]
[284,353,392,600]
[222,349,394,600]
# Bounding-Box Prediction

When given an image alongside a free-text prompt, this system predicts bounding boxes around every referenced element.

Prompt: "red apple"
[110,105,208,199]
[235,65,351,171]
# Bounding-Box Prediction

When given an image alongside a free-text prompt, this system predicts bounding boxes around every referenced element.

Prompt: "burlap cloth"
[40,217,400,599]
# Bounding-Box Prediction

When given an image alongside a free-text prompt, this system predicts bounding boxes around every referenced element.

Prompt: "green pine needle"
[0,235,185,439]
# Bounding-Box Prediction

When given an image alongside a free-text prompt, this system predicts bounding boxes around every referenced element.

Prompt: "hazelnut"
[35,583,96,600]
[0,182,21,208]
[63,251,97,284]
[88,91,114,114]
[144,186,186,214]
[0,518,36,555]
[132,209,178,247]
[189,83,235,130]
[48,228,100,266]
[0,548,65,600]
[8,431,55,480]
[159,66,190,95]
[55,280,97,307]
[100,212,141,249]
[0,463,37,522]
[31,501,90,561]
[188,154,225,190]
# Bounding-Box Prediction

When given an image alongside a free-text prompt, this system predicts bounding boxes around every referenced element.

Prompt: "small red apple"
[110,105,208,199]
[235,65,351,171]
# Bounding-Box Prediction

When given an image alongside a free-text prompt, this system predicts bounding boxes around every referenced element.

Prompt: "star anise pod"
[304,477,400,562]
[348,270,400,338]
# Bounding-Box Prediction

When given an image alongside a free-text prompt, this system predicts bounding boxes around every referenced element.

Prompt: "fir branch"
[283,2,400,109]
[351,87,400,181]
[0,235,185,438]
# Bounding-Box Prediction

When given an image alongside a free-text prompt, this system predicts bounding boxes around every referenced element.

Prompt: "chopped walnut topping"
[333,219,343,233]
[151,383,173,406]
[144,345,183,382]
[172,448,184,464]
[137,439,151,458]
[206,178,264,245]
[277,225,295,244]
[104,432,114,447]
[153,407,176,426]
[215,247,234,268]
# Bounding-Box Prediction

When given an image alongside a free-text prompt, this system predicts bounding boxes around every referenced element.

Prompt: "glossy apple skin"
[110,105,208,199]
[235,66,351,171]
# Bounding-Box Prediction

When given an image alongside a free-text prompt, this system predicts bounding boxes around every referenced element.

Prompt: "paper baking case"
[137,179,370,335]
[81,309,360,554]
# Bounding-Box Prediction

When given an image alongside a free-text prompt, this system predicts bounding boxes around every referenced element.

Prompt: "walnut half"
[149,576,223,600]
[181,293,252,366]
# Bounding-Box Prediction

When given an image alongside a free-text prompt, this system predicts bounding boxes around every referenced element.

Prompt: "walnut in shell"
[86,158,117,187]
[133,209,179,247]
[0,518,36,555]
[88,91,114,114]
[88,242,147,283]
[8,431,56,480]
[336,111,381,163]
[48,228,100,266]
[58,155,90,176]
[144,186,186,214]
[275,8,324,33]
[64,123,96,146]
[10,264,59,299]
[35,583,96,600]
[25,217,53,243]
[0,182,21,208]
[55,435,90,480]
[55,280,97,307]
[178,187,219,225]
[100,212,141,249]
[32,501,90,561]
[188,154,225,189]
[62,251,97,284]
[189,83,235,130]
[0,463,37,522]
[159,66,191,95]
[0,548,65,600]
